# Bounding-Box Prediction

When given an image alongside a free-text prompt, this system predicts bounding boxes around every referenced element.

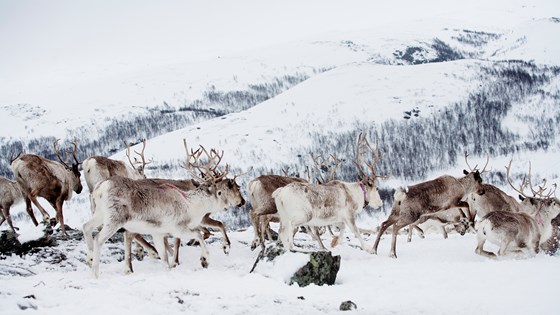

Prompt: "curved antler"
[183,139,229,184]
[354,133,387,181]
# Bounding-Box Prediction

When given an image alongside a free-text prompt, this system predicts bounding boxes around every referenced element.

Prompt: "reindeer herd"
[0,135,559,278]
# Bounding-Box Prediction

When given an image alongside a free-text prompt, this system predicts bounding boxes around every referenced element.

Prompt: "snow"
[1,227,558,314]
[1,0,560,314]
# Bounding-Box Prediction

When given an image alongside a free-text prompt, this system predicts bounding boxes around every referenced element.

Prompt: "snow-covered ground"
[1,1,560,314]
[1,222,558,315]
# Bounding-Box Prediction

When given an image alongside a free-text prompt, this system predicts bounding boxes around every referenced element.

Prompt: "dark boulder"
[290,251,341,287]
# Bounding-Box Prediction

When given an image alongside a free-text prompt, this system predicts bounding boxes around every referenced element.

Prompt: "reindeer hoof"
[390,253,398,259]
[330,237,339,248]
[200,257,208,268]
[223,245,230,255]
[124,268,133,275]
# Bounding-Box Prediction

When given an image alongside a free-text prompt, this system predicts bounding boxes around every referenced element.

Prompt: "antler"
[526,162,556,198]
[183,139,229,184]
[125,139,152,174]
[53,139,70,168]
[310,153,343,184]
[8,151,21,164]
[355,133,386,181]
[464,153,489,173]
[505,159,531,198]
[53,140,81,168]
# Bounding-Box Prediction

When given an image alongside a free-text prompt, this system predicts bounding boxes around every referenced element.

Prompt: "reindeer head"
[507,159,559,217]
[354,133,387,209]
[453,208,475,236]
[183,140,245,209]
[54,140,83,194]
[462,153,487,196]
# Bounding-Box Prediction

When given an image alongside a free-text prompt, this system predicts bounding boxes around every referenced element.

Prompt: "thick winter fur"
[406,206,474,242]
[372,170,484,258]
[83,176,244,278]
[475,211,540,258]
[248,175,306,250]
[273,178,382,252]
[518,196,560,254]
[83,156,145,192]
[11,154,82,235]
[0,177,24,233]
[467,184,522,219]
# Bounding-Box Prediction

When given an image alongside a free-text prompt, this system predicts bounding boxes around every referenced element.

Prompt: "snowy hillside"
[1,1,560,314]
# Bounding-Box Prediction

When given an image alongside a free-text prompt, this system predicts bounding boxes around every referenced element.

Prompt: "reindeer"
[406,206,474,242]
[122,177,234,274]
[372,154,485,258]
[248,175,307,251]
[249,154,343,251]
[83,140,245,278]
[466,183,523,219]
[0,176,24,233]
[83,139,150,192]
[476,161,560,258]
[475,160,560,258]
[10,141,83,235]
[273,134,385,252]
[83,140,161,261]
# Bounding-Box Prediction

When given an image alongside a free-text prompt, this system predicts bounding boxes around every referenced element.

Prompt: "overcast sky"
[0,0,554,90]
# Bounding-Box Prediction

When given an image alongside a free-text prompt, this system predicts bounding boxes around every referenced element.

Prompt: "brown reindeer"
[372,154,485,258]
[10,140,83,235]
[0,176,24,233]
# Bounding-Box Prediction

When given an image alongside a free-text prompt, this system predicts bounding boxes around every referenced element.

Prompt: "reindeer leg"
[83,210,104,267]
[345,216,371,253]
[372,216,397,255]
[309,226,327,251]
[92,224,120,278]
[54,198,67,236]
[331,223,346,247]
[124,231,134,274]
[152,234,170,269]
[134,234,159,259]
[201,213,230,255]
[24,197,39,226]
[440,225,448,239]
[29,195,50,224]
[249,209,261,251]
[171,238,181,267]
[1,206,18,234]
[186,230,209,268]
[390,221,410,258]
[279,221,292,251]
[475,230,496,259]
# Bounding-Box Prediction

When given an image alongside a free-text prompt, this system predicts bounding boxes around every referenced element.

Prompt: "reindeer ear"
[463,169,469,175]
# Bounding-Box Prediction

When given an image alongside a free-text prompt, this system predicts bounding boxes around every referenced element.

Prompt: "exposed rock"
[290,251,341,287]
[340,300,357,311]
[0,228,56,257]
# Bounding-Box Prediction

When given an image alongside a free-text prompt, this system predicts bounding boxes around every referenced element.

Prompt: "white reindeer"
[83,141,245,278]
[273,134,385,252]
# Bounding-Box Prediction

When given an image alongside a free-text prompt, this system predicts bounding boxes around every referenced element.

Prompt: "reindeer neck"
[345,181,368,209]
